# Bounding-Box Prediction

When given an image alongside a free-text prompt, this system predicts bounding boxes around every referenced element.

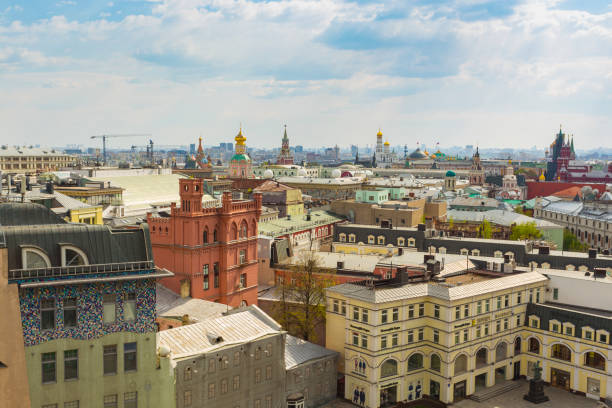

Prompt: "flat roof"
[258,210,344,237]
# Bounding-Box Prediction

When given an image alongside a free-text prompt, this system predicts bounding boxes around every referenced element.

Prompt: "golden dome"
[539,173,545,181]
[384,141,390,146]
[235,127,246,145]
[424,150,429,156]
[377,128,383,138]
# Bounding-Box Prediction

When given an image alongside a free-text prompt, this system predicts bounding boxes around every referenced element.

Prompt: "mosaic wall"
[20,279,156,347]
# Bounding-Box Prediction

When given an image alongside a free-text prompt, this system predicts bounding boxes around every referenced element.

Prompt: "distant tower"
[469,146,484,185]
[229,126,253,178]
[444,170,457,191]
[276,125,294,165]
[195,136,210,168]
[376,129,383,156]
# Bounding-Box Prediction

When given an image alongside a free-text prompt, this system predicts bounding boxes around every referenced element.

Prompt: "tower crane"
[90,134,151,165]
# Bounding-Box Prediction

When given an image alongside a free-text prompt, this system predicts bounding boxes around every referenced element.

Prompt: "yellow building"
[66,205,104,225]
[326,271,549,406]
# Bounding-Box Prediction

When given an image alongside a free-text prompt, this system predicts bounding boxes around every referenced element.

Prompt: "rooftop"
[258,210,344,237]
[156,284,230,323]
[284,335,338,370]
[276,176,363,186]
[447,209,561,228]
[156,306,281,361]
[327,271,547,303]
[0,145,72,157]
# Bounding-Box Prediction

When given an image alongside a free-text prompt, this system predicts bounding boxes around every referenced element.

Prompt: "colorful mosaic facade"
[20,278,156,347]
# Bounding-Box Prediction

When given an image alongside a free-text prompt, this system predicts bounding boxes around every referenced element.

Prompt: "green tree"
[272,251,333,342]
[478,219,492,239]
[448,217,454,229]
[563,229,588,252]
[509,222,542,241]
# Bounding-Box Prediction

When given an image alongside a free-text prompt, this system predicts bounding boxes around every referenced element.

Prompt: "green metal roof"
[231,154,251,162]
[0,203,66,226]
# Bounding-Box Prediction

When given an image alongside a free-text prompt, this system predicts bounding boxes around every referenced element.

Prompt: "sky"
[0,0,611,150]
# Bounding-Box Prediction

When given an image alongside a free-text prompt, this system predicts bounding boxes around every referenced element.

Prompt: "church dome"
[331,169,342,178]
[445,170,456,177]
[377,129,383,138]
[263,169,274,179]
[409,148,427,159]
[384,141,390,146]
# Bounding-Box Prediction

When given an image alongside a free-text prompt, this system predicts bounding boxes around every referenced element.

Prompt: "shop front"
[550,368,571,391]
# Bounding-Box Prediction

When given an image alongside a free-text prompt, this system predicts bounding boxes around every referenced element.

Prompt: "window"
[381,359,398,378]
[234,351,240,366]
[433,329,439,343]
[255,368,261,383]
[408,305,414,318]
[221,379,228,394]
[485,299,490,312]
[64,402,79,408]
[377,236,385,245]
[434,305,440,318]
[550,322,560,333]
[497,296,502,309]
[476,326,481,338]
[42,405,58,408]
[495,342,507,362]
[64,298,77,328]
[208,383,215,399]
[352,332,359,346]
[183,391,192,407]
[462,329,468,342]
[584,328,593,340]
[392,308,399,322]
[23,248,50,269]
[585,352,606,371]
[496,320,501,333]
[529,317,539,328]
[339,233,346,242]
[517,292,522,304]
[598,331,609,343]
[454,355,467,375]
[463,304,469,317]
[408,354,423,371]
[64,350,78,380]
[419,303,424,317]
[484,324,489,336]
[553,288,559,300]
[460,248,469,255]
[203,264,209,290]
[266,365,272,380]
[41,299,56,331]
[103,395,118,408]
[361,334,368,348]
[368,235,375,244]
[184,366,192,381]
[103,294,116,324]
[125,293,136,321]
[62,247,88,266]
[391,333,398,347]
[213,263,219,288]
[362,309,368,323]
[476,348,488,367]
[407,330,414,343]
[381,336,387,350]
[349,234,356,243]
[503,318,509,331]
[397,237,405,246]
[418,328,424,341]
[551,344,572,361]
[381,310,388,324]
[42,352,56,383]
[203,229,208,243]
[124,342,137,372]
[240,273,246,288]
[430,354,441,372]
[516,314,521,327]
[564,324,574,336]
[239,250,246,264]
[536,289,541,303]
[529,338,540,354]
[265,395,272,408]
[454,332,460,345]
[103,345,117,375]
[254,400,261,408]
[341,301,346,315]
[504,295,509,307]
[333,300,339,313]
[353,307,359,320]
[124,392,137,408]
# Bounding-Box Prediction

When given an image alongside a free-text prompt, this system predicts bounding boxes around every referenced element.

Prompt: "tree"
[563,229,588,252]
[272,251,334,342]
[510,222,542,241]
[448,217,454,229]
[478,219,492,239]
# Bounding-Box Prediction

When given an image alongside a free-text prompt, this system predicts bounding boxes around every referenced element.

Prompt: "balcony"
[8,260,155,281]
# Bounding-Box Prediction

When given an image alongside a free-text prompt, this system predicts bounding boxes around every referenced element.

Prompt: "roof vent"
[207,332,224,344]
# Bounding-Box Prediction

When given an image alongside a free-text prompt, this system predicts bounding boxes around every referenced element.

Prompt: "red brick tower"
[148,178,262,307]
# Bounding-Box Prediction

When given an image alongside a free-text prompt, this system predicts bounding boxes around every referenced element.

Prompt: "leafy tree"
[272,251,334,342]
[478,219,492,239]
[448,217,454,229]
[563,229,588,252]
[509,222,542,241]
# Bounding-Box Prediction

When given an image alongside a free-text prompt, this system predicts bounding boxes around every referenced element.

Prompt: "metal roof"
[156,306,282,360]
[327,271,548,304]
[284,335,338,370]
[156,284,229,322]
[0,202,66,226]
[447,209,561,228]
[258,210,344,237]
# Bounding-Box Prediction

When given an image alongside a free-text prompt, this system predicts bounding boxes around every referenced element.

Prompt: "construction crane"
[130,140,155,166]
[90,134,151,165]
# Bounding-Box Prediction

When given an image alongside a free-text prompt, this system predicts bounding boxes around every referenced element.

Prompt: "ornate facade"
[276,125,294,165]
[469,147,485,185]
[229,127,253,178]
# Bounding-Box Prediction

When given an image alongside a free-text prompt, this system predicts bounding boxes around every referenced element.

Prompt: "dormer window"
[61,246,88,267]
[21,247,51,269]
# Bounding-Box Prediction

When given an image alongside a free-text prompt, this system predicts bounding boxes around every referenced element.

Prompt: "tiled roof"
[327,271,547,304]
[284,335,337,370]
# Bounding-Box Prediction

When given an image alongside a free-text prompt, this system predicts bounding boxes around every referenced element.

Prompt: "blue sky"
[1,0,611,149]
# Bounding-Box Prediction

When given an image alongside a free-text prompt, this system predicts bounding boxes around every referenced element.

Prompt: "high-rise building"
[147,178,262,307]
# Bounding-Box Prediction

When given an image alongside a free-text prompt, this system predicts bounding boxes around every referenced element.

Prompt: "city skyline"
[1,0,611,148]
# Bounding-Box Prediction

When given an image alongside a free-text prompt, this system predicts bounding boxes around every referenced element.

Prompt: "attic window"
[21,247,51,269]
[61,246,88,266]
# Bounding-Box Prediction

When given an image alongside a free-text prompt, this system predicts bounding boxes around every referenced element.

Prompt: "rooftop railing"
[8,260,155,281]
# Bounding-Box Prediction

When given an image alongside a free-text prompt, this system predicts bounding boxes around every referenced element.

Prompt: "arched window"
[495,342,507,362]
[231,223,238,240]
[339,233,347,242]
[529,338,540,354]
[380,359,398,378]
[438,247,447,254]
[514,337,521,354]
[565,264,575,271]
[476,348,488,368]
[203,229,209,243]
[213,229,218,242]
[430,354,441,372]
[240,221,248,238]
[471,249,480,256]
[368,235,375,244]
[348,234,356,243]
[494,250,503,258]
[584,352,606,371]
[529,261,538,268]
[377,236,385,245]
[541,262,551,269]
[504,252,514,260]
[408,354,423,371]
[397,237,405,246]
[61,246,88,266]
[454,354,467,375]
[22,247,51,269]
[460,248,469,255]
[407,238,415,247]
[551,344,572,361]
